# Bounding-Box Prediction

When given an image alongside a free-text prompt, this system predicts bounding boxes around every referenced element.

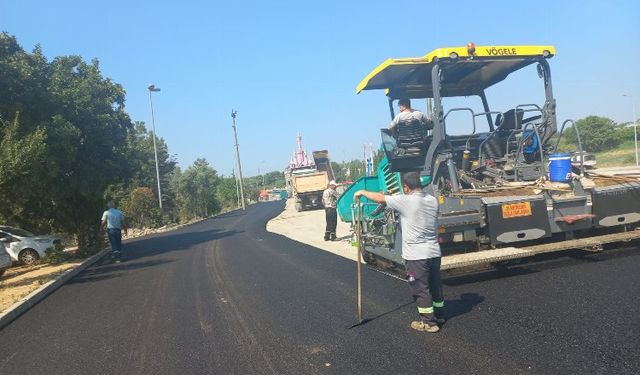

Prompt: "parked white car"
[0,226,61,265]
[571,151,597,169]
[0,241,12,277]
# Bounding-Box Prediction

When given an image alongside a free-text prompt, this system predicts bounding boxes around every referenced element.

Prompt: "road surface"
[1,202,638,374]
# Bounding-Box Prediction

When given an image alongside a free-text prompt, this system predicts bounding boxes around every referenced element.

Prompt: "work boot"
[410,320,439,333]
[329,233,337,241]
[324,232,330,241]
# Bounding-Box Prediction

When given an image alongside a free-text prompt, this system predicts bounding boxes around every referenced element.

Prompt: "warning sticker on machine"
[501,202,532,218]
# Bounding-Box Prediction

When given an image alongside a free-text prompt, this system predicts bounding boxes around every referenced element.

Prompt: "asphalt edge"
[0,247,110,330]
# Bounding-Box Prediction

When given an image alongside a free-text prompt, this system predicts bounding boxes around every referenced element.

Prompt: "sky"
[2,0,639,176]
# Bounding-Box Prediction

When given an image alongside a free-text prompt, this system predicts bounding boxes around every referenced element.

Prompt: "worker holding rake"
[355,171,445,333]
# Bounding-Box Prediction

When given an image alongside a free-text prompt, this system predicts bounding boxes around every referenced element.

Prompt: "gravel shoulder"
[266,199,358,262]
[0,262,81,312]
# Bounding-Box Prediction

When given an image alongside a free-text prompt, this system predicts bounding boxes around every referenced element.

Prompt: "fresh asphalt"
[0,201,638,374]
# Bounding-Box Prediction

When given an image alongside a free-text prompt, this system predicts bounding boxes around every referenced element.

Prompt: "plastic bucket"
[549,153,572,182]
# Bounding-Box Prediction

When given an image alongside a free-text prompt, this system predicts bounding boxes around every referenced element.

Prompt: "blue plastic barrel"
[549,153,572,182]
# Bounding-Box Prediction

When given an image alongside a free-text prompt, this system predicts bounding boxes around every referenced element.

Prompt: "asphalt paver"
[0,201,638,374]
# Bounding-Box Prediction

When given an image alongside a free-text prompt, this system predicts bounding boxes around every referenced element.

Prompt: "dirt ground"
[0,262,81,312]
[266,199,358,262]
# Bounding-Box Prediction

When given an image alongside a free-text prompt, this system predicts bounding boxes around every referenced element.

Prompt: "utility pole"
[231,110,246,210]
[232,168,240,209]
[147,84,163,208]
[623,94,638,166]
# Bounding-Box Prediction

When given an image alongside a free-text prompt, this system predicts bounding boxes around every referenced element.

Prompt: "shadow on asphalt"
[209,211,246,220]
[348,293,485,329]
[444,292,485,323]
[125,228,241,262]
[70,228,241,285]
[348,301,413,329]
[69,259,176,284]
[443,244,640,286]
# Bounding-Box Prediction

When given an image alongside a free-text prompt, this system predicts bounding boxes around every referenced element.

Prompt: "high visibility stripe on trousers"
[418,306,434,314]
[418,301,444,315]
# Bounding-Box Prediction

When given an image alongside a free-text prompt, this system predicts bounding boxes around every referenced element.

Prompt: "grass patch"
[595,143,638,168]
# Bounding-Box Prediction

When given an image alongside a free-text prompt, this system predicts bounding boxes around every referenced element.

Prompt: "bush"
[43,243,72,264]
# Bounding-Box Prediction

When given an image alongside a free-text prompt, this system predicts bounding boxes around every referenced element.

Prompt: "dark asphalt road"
[1,201,638,374]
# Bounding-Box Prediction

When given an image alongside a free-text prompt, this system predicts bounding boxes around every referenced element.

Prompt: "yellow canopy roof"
[356,45,555,98]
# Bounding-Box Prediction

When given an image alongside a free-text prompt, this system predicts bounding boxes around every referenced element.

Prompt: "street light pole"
[147,84,163,208]
[231,110,246,210]
[623,94,638,166]
[232,167,241,209]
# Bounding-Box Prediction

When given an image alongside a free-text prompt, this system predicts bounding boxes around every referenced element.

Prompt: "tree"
[262,171,285,188]
[564,116,620,152]
[217,176,239,210]
[116,121,178,223]
[174,159,220,220]
[0,115,49,230]
[0,33,133,252]
[126,187,157,228]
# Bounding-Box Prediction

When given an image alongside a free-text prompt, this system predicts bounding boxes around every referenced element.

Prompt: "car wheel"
[19,249,40,265]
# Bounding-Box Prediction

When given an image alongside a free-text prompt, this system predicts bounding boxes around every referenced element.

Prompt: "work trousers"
[107,228,122,260]
[325,207,337,240]
[405,257,445,324]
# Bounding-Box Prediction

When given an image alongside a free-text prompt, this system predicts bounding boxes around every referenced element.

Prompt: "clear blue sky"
[2,0,639,176]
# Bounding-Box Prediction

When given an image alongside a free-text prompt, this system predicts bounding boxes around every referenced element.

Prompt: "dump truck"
[338,43,640,275]
[292,171,329,212]
[312,150,336,182]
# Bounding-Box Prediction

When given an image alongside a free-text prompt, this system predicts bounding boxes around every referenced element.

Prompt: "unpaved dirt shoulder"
[266,199,358,261]
[0,262,81,312]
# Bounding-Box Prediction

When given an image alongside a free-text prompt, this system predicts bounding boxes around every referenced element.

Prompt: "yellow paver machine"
[341,43,640,273]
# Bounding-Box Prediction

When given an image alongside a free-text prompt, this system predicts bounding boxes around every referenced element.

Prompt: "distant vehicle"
[571,151,596,169]
[291,171,329,212]
[0,226,61,265]
[0,241,11,277]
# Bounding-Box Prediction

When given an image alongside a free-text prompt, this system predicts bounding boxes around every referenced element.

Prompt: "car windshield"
[0,226,35,237]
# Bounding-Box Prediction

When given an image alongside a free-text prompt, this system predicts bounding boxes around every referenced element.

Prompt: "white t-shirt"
[385,192,441,260]
[389,110,430,129]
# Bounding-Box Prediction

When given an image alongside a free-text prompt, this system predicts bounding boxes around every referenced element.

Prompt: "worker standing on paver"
[323,180,339,241]
[354,172,444,332]
[101,200,127,263]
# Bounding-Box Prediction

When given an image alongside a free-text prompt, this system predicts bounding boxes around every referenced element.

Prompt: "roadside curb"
[0,247,110,330]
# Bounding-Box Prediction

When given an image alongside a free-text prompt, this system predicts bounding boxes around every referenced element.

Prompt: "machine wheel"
[295,202,303,212]
[19,249,40,265]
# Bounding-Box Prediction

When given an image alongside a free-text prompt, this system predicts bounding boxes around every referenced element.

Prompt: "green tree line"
[0,32,279,254]
[560,115,637,153]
